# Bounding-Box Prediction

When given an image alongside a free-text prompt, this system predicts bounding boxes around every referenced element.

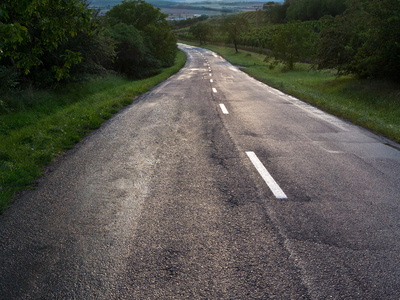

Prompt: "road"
[1,43,400,299]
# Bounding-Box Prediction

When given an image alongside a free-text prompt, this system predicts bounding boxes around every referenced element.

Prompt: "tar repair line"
[245,151,287,199]
[219,104,229,114]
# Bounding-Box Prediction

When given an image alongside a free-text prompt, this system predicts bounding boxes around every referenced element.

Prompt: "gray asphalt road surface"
[1,43,400,299]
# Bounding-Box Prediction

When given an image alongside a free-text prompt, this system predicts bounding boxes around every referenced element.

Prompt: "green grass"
[0,50,186,212]
[180,41,400,143]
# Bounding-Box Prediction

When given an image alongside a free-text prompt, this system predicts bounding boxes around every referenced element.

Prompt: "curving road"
[1,43,400,298]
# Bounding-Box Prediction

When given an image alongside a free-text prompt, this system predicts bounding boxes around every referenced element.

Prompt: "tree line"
[0,0,177,91]
[179,0,400,81]
[264,0,347,23]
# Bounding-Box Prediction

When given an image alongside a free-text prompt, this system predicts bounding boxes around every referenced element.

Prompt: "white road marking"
[210,79,213,83]
[212,88,217,93]
[209,73,212,76]
[219,104,229,114]
[245,152,287,199]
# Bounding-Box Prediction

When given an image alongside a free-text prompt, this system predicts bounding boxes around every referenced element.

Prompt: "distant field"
[89,0,266,18]
[89,0,122,9]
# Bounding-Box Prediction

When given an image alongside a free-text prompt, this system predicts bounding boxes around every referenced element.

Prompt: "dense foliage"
[0,0,177,90]
[263,0,347,23]
[106,0,177,78]
[265,21,316,70]
[317,0,400,80]
[0,0,94,86]
[286,0,347,21]
[263,1,290,23]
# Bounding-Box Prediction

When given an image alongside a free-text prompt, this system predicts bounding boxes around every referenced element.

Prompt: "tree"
[316,14,361,75]
[0,0,93,81]
[222,15,249,53]
[106,0,162,30]
[66,22,117,81]
[265,21,315,70]
[105,0,177,77]
[190,23,212,45]
[317,0,400,80]
[263,1,278,11]
[263,1,289,23]
[354,0,400,80]
[109,23,149,77]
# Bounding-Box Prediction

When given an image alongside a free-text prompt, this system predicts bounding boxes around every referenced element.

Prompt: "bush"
[0,66,21,92]
[109,23,155,78]
[105,0,177,77]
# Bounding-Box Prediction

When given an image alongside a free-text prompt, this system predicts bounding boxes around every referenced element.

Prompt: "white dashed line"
[245,152,287,199]
[210,79,213,83]
[209,73,212,76]
[212,88,217,93]
[219,104,229,114]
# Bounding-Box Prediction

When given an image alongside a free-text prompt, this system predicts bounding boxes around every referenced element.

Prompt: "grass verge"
[180,41,400,143]
[0,50,186,212]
